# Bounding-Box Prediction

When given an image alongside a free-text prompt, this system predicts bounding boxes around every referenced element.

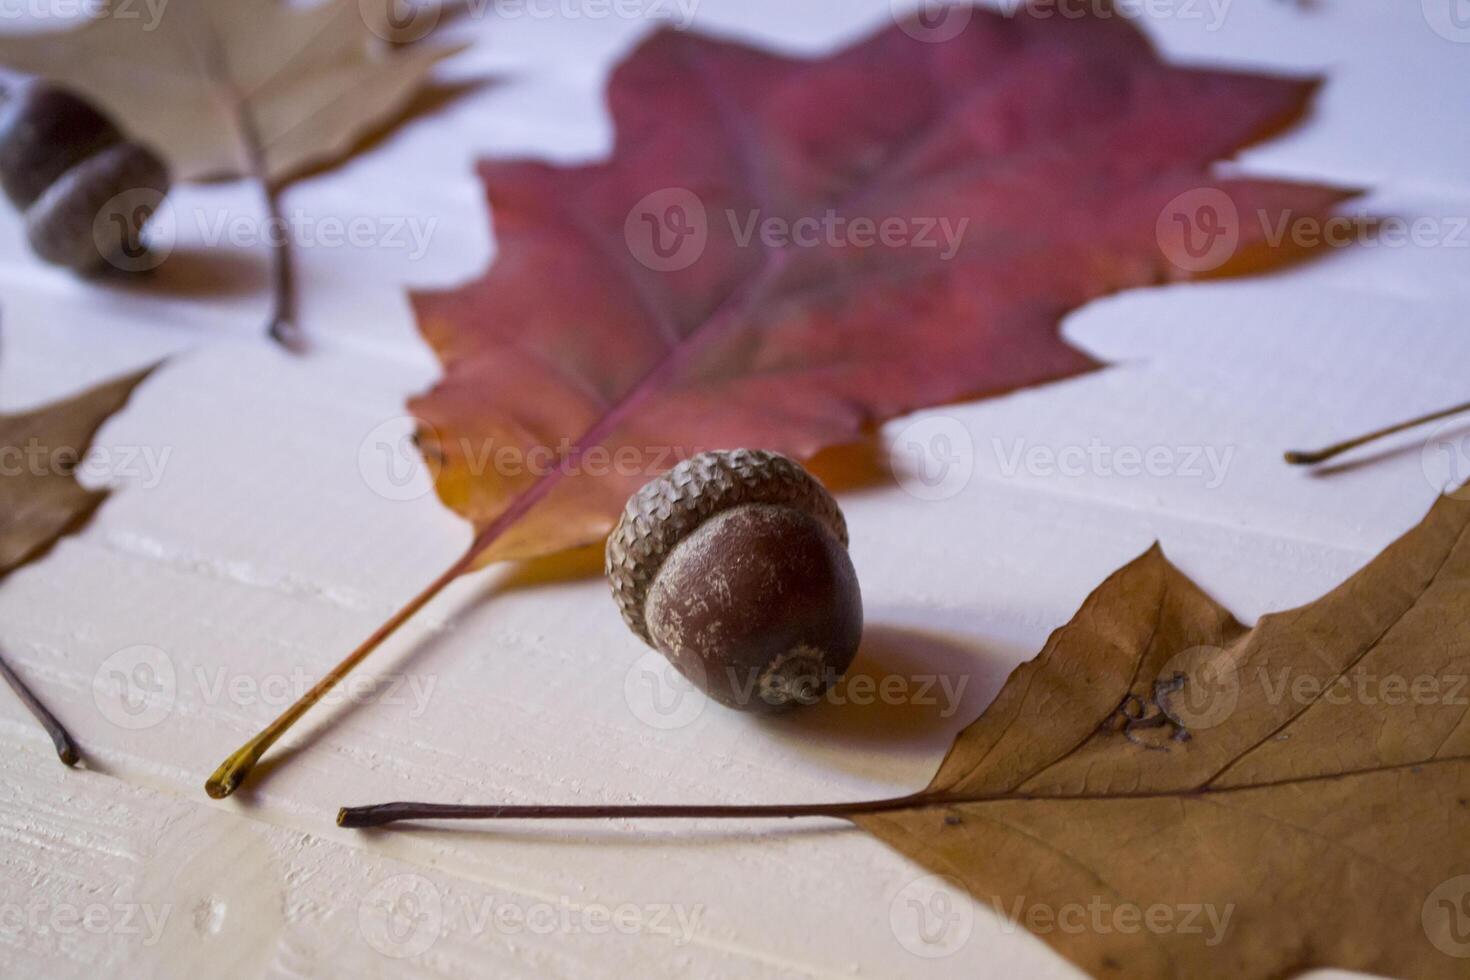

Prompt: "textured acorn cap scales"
[607,449,848,641]
[606,449,860,712]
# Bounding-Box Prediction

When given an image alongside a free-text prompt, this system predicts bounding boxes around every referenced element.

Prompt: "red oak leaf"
[409,7,1351,562]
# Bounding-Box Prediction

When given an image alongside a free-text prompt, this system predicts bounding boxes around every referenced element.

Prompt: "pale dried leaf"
[0,0,461,183]
[0,365,154,572]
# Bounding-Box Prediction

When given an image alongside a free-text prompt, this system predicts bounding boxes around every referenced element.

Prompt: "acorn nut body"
[0,81,170,273]
[607,449,862,713]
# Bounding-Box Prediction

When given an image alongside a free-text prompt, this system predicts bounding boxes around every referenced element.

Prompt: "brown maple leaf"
[209,5,1355,796]
[343,489,1470,979]
[853,490,1470,978]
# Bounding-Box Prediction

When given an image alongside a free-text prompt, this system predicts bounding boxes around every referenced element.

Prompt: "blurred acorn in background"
[0,80,169,273]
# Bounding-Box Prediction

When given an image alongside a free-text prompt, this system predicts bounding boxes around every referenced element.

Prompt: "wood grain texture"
[0,1,1466,977]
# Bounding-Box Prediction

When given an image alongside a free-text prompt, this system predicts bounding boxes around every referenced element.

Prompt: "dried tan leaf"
[0,0,461,183]
[858,491,1470,979]
[0,363,155,763]
[0,365,154,572]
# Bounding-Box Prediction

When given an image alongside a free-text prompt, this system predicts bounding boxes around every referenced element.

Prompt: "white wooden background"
[0,0,1466,976]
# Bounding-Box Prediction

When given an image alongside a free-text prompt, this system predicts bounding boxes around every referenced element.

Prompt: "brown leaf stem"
[338,793,936,829]
[205,549,476,798]
[1285,399,1470,465]
[0,649,79,766]
[336,755,1470,829]
[193,19,303,352]
[232,96,302,352]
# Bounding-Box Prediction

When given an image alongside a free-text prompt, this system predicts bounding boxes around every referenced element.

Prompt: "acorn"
[0,81,169,273]
[607,449,863,713]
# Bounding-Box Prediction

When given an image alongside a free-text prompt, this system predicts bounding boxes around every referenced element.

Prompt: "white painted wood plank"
[0,1,1463,977]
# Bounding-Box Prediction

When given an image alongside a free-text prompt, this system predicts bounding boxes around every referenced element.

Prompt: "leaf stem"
[260,177,301,352]
[193,20,302,351]
[234,108,301,352]
[337,755,1470,829]
[0,649,79,766]
[205,550,476,798]
[338,793,941,829]
[1285,399,1470,465]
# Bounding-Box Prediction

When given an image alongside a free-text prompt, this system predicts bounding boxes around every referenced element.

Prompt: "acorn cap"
[606,449,848,646]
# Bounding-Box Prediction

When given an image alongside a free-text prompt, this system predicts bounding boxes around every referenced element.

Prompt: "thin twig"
[1285,400,1470,465]
[339,793,938,829]
[241,140,302,352]
[0,650,79,766]
[192,18,303,352]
